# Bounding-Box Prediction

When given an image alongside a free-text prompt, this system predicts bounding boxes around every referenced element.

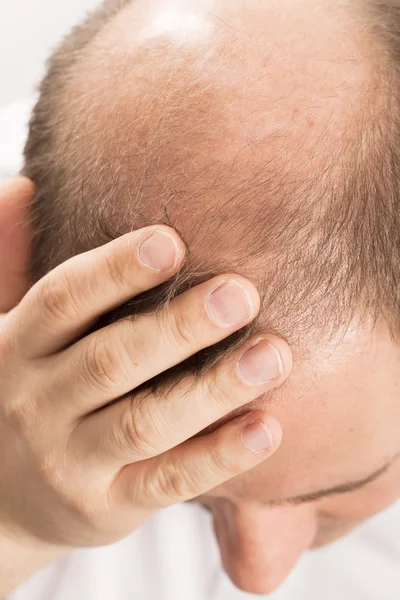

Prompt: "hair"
[22,0,400,387]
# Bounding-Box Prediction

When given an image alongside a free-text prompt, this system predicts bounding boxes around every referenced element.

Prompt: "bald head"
[24,0,400,361]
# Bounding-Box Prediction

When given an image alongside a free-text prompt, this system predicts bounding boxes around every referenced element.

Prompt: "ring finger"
[46,275,260,420]
[70,334,291,472]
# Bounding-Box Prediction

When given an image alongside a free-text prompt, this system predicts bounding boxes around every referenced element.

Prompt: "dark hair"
[22,0,400,387]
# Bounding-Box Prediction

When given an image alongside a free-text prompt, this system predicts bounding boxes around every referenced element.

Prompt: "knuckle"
[166,307,197,351]
[102,250,132,292]
[4,395,38,437]
[39,271,81,324]
[83,335,127,391]
[208,440,243,476]
[203,373,233,410]
[69,490,108,528]
[35,451,66,489]
[34,455,107,528]
[154,459,198,504]
[118,398,158,459]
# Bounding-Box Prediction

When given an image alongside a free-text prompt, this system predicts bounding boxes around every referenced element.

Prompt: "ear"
[0,177,34,312]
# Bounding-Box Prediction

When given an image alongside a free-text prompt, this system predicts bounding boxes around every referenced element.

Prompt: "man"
[1,0,400,597]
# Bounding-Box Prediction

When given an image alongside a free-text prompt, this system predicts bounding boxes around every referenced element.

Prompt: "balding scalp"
[23,0,400,385]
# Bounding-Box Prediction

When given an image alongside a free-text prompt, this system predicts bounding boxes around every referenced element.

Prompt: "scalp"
[24,0,400,359]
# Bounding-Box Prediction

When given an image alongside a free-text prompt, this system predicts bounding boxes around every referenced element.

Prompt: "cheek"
[313,513,358,548]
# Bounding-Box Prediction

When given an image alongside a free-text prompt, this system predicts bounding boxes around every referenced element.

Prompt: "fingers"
[51,275,260,419]
[71,334,291,470]
[5,226,186,359]
[115,410,282,509]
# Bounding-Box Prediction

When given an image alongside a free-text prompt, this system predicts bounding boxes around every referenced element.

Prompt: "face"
[198,319,400,594]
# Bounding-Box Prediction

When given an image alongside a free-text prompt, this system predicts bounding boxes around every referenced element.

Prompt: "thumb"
[0,177,34,313]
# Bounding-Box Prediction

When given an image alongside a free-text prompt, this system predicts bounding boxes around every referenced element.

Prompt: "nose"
[210,499,317,594]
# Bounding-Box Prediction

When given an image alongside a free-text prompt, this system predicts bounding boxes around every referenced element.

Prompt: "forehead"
[214,320,400,504]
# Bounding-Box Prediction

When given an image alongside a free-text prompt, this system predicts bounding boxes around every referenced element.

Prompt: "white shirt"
[2,99,400,600]
[7,502,400,600]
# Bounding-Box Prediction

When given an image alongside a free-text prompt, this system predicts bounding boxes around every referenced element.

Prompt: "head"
[6,0,400,593]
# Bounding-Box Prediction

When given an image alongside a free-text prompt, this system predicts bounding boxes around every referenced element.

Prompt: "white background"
[0,0,101,107]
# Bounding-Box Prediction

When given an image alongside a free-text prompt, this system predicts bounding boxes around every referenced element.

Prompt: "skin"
[0,177,291,596]
[70,0,400,594]
[1,1,400,598]
[201,321,400,592]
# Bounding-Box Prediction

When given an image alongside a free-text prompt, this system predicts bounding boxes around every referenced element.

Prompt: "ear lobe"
[0,177,35,312]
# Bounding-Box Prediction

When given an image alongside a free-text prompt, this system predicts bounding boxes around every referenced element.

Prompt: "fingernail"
[241,420,273,452]
[138,230,180,271]
[238,341,283,384]
[207,280,254,326]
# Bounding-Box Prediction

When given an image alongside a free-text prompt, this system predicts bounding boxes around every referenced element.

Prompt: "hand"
[0,192,292,552]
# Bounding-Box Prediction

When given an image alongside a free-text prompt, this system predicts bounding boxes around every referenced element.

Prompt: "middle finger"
[71,334,291,471]
[46,275,259,420]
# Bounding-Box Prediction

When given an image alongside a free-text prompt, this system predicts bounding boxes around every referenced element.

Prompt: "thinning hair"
[22,0,400,384]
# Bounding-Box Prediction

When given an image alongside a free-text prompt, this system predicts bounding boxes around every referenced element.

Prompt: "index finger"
[5,226,186,359]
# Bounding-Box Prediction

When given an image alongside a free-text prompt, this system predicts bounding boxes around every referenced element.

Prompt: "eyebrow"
[270,454,399,507]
